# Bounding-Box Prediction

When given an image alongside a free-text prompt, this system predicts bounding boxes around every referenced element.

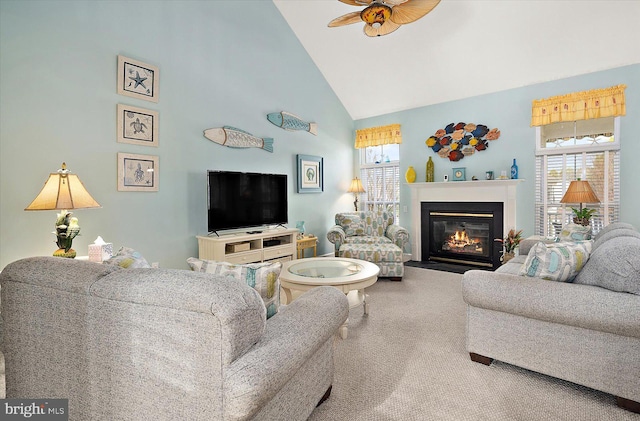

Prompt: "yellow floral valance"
[531,84,626,127]
[355,124,402,149]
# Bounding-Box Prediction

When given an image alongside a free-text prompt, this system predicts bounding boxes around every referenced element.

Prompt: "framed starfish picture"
[116,104,159,147]
[117,55,159,103]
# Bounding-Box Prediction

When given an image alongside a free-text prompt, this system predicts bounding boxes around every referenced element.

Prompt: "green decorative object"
[426,156,434,182]
[53,210,80,258]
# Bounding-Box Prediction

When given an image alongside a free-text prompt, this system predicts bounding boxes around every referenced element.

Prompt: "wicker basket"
[572,217,590,226]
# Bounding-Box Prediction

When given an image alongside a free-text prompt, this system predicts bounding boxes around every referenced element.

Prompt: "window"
[359,143,401,223]
[535,117,620,237]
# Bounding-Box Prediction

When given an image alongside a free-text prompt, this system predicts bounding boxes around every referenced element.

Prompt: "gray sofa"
[0,257,349,420]
[462,223,640,413]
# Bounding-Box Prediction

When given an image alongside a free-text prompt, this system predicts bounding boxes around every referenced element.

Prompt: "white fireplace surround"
[408,179,524,260]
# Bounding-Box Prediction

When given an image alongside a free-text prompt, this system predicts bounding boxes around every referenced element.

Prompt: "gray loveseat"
[462,222,640,413]
[0,257,349,420]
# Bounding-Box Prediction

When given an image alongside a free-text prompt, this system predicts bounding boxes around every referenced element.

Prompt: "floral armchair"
[327,208,409,257]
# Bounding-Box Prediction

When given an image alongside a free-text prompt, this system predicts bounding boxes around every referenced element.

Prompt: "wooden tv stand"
[196,228,298,264]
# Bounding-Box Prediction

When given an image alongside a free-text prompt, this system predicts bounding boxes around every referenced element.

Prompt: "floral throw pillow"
[103,247,151,269]
[519,240,592,283]
[187,258,281,318]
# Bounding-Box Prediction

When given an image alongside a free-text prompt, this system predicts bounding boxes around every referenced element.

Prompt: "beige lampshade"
[560,179,600,204]
[347,177,366,194]
[25,163,101,211]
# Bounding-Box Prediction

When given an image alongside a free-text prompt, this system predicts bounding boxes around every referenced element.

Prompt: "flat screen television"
[207,170,288,233]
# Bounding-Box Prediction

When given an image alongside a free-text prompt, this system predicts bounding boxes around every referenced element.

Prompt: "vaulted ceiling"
[273,0,640,120]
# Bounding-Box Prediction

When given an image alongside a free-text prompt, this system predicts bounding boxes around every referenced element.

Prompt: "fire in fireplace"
[421,202,503,269]
[442,229,483,254]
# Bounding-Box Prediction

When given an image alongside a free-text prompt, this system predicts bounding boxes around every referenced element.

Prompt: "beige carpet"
[308,266,638,421]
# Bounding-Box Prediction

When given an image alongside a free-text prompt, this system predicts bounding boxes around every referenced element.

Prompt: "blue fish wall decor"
[203,126,274,153]
[266,111,317,136]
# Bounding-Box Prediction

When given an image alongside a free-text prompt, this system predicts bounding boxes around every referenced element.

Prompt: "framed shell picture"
[117,104,158,147]
[117,55,159,103]
[296,154,323,193]
[117,153,158,192]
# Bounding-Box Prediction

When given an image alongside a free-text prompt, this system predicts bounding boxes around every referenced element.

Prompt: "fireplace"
[408,179,522,267]
[421,202,503,269]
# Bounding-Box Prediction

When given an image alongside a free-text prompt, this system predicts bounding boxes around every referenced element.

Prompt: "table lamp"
[347,177,366,211]
[25,162,101,258]
[560,178,600,226]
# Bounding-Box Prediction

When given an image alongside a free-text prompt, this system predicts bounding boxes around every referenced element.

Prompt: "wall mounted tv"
[207,170,288,233]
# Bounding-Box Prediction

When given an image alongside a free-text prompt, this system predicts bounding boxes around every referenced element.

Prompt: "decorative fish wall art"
[203,126,274,153]
[425,122,500,162]
[267,111,318,136]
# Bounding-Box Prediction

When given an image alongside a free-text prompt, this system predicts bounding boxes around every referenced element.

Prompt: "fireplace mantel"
[408,179,524,260]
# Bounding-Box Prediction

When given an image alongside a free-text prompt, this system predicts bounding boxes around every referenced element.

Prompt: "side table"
[296,235,318,259]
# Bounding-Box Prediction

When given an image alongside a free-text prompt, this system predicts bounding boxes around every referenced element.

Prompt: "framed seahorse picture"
[117,104,159,147]
[117,55,159,103]
[117,152,159,192]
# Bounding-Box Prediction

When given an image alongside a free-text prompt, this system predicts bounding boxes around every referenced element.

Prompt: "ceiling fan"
[328,0,441,37]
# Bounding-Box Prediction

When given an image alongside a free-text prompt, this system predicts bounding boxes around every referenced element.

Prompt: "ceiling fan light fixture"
[360,4,392,26]
[329,0,441,37]
[363,17,400,37]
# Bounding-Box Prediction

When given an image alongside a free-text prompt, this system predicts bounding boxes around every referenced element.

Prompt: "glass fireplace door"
[430,213,493,267]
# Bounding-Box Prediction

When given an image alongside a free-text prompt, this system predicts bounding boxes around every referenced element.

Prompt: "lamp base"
[53,248,76,258]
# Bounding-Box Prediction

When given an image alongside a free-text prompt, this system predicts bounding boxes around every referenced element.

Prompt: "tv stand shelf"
[196,228,298,264]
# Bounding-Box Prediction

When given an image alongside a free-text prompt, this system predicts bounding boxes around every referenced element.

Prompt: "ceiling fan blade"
[363,19,401,37]
[390,0,441,25]
[328,11,364,27]
[338,0,373,6]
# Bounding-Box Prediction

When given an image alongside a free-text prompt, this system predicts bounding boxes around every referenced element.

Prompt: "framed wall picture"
[117,153,159,192]
[117,55,159,103]
[297,154,323,193]
[117,104,159,147]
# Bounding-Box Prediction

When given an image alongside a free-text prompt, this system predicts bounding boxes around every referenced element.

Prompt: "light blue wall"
[0,0,355,269]
[2,2,638,269]
[356,64,640,248]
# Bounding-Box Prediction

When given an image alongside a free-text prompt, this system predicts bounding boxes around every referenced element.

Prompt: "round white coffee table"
[280,257,380,339]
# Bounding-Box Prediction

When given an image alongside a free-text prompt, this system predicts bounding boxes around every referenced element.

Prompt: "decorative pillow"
[519,241,592,283]
[558,223,592,242]
[187,258,282,318]
[574,236,640,295]
[104,247,151,269]
[337,214,365,237]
